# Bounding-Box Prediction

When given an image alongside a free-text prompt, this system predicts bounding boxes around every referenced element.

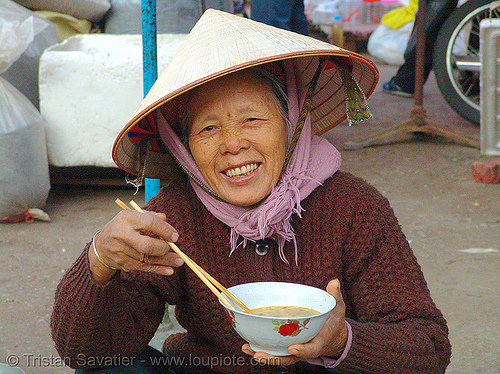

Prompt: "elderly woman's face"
[187,71,287,207]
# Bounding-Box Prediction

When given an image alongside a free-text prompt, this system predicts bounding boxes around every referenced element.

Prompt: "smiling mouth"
[224,163,259,178]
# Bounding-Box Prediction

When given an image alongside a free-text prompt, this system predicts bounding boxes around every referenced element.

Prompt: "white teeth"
[225,163,258,178]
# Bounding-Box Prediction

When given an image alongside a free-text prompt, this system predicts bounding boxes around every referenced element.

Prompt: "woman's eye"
[246,117,262,123]
[198,125,217,134]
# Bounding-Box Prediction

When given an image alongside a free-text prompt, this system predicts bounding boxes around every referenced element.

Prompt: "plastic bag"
[13,0,111,23]
[34,10,92,42]
[380,0,417,29]
[0,0,51,222]
[367,21,413,65]
[0,0,50,72]
[1,0,57,108]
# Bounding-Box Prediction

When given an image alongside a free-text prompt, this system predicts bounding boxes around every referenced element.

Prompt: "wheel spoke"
[449,7,497,103]
[433,1,500,123]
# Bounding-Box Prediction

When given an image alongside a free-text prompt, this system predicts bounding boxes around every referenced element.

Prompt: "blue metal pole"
[142,0,170,326]
[142,0,161,203]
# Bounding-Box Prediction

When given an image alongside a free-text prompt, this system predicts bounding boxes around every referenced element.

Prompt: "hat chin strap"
[281,55,373,174]
[281,56,326,173]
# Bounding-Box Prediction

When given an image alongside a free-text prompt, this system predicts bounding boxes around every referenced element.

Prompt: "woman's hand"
[242,279,348,366]
[88,210,184,285]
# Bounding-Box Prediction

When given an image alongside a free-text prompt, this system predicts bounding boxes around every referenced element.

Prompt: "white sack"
[0,79,50,219]
[367,21,413,65]
[0,0,50,220]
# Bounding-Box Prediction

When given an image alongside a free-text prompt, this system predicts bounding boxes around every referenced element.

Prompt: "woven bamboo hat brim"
[112,9,379,180]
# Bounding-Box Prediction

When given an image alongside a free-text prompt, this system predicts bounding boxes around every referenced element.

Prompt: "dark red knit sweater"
[51,172,451,373]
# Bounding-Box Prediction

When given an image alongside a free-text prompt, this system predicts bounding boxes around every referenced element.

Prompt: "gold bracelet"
[92,231,118,271]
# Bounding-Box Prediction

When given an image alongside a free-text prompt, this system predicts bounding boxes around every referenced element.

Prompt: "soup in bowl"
[220,282,336,356]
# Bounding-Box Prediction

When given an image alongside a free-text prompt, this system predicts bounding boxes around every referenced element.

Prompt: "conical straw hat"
[112,9,379,180]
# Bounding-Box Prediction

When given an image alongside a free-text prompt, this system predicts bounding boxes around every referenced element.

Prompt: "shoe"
[382,78,414,98]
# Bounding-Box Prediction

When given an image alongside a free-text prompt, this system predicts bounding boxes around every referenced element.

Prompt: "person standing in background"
[383,0,458,97]
[251,0,309,35]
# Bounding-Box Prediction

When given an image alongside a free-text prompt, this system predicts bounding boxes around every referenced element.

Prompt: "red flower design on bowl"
[278,323,300,336]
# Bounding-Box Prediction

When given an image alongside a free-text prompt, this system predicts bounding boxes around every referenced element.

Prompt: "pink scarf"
[158,60,341,264]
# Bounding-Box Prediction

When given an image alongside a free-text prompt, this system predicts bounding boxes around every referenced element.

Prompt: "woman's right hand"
[88,210,184,285]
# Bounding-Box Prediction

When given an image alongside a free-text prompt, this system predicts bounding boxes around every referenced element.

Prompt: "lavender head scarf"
[158,59,341,264]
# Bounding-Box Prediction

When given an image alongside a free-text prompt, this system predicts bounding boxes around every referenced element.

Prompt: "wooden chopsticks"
[114,198,252,314]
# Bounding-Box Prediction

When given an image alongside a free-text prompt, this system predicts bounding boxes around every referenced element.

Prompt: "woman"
[51,9,451,374]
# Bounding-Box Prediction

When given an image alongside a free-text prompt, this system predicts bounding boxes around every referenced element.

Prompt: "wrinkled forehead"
[186,70,274,113]
[158,62,286,135]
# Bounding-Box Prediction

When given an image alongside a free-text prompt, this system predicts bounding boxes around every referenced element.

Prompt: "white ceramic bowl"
[220,282,336,356]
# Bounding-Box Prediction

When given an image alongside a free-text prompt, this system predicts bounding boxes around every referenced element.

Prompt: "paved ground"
[1,61,499,374]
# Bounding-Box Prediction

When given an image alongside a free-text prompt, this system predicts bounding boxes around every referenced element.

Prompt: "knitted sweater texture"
[51,172,451,373]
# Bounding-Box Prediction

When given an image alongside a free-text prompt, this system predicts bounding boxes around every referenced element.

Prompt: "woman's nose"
[218,127,249,154]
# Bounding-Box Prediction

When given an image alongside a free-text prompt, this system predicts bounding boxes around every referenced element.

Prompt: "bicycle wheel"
[433,0,500,125]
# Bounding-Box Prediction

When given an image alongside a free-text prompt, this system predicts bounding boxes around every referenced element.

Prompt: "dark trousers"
[393,0,458,92]
[251,0,309,35]
[74,346,192,374]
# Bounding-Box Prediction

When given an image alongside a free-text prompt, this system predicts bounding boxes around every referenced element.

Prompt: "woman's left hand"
[242,279,348,366]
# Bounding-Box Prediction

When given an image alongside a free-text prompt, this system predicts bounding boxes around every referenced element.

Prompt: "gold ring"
[139,252,145,263]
